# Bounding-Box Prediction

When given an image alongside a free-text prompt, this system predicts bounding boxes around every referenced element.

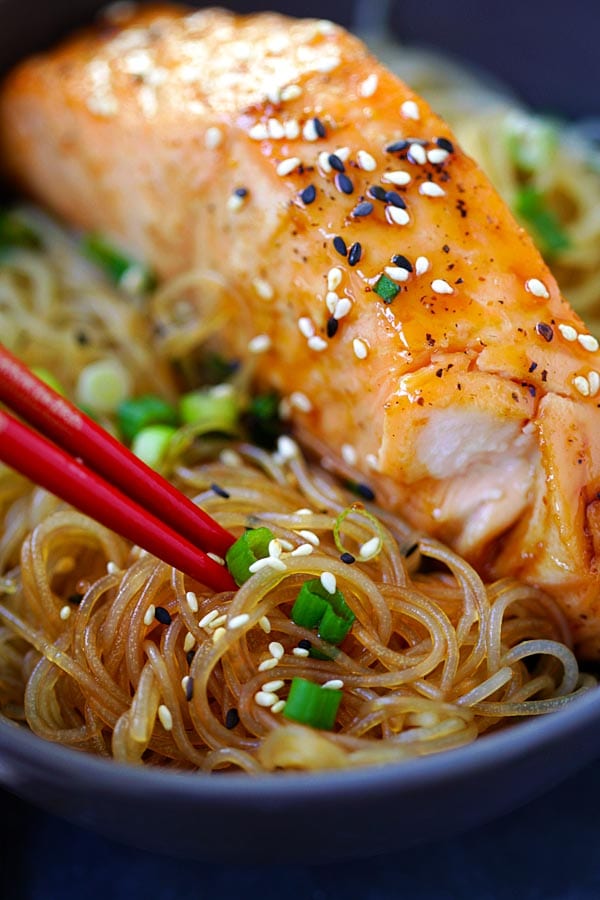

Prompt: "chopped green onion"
[505,114,558,174]
[333,505,385,559]
[117,395,180,444]
[131,424,177,470]
[0,211,41,252]
[179,385,239,433]
[82,233,156,294]
[291,581,330,630]
[514,186,570,258]
[291,579,355,652]
[374,274,400,303]
[283,677,342,730]
[31,368,66,397]
[76,358,132,414]
[225,527,276,586]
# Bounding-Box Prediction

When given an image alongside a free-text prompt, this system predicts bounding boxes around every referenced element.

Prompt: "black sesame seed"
[442,244,450,253]
[335,173,354,194]
[68,592,84,605]
[352,201,374,218]
[367,185,387,202]
[298,638,312,650]
[333,236,347,257]
[391,254,412,271]
[355,483,376,501]
[75,331,90,346]
[300,184,317,205]
[528,361,538,373]
[385,191,406,209]
[225,708,240,729]
[535,322,554,342]
[436,137,454,153]
[234,187,248,198]
[340,552,356,564]
[211,482,230,499]
[186,649,196,665]
[185,676,194,701]
[313,117,326,138]
[328,153,345,172]
[155,606,172,625]
[327,317,339,338]
[348,242,362,266]
[386,140,409,153]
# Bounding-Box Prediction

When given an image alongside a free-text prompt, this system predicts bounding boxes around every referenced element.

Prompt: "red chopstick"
[0,345,236,592]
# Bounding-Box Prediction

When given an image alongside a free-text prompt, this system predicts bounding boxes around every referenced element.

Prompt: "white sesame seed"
[320,571,337,595]
[253,278,274,300]
[297,530,320,546]
[255,691,278,707]
[227,193,245,212]
[186,591,199,613]
[279,539,294,551]
[431,279,454,295]
[290,543,314,557]
[357,149,377,171]
[188,101,204,116]
[228,613,250,630]
[427,147,449,164]
[588,371,600,396]
[268,117,286,139]
[294,508,314,515]
[284,120,300,140]
[59,605,71,621]
[322,679,344,690]
[262,679,285,693]
[308,336,328,352]
[579,334,599,353]
[315,18,336,33]
[205,126,223,150]
[415,256,430,275]
[271,699,286,714]
[281,84,302,101]
[419,182,446,197]
[558,324,578,342]
[207,552,225,565]
[334,147,350,162]
[198,609,219,629]
[143,605,156,626]
[316,57,340,73]
[341,443,357,466]
[290,391,313,412]
[326,291,340,313]
[249,122,269,140]
[105,561,118,575]
[327,267,343,291]
[408,143,427,165]
[248,556,287,574]
[212,626,227,643]
[158,705,173,730]
[293,647,310,658]
[359,73,378,98]
[86,94,118,118]
[525,278,550,299]
[220,449,242,467]
[277,435,299,461]
[365,453,379,470]
[210,614,228,629]
[382,170,411,186]
[353,338,368,359]
[573,375,590,396]
[258,657,278,671]
[269,641,285,659]
[384,266,410,282]
[333,298,352,320]
[318,151,332,173]
[303,119,319,142]
[266,86,281,105]
[184,631,195,653]
[386,207,410,226]
[401,100,420,120]
[359,535,382,559]
[276,156,301,177]
[268,539,283,558]
[298,317,315,338]
[259,616,272,634]
[248,334,271,354]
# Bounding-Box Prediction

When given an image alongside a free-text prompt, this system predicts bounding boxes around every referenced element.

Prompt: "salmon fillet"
[1,5,599,653]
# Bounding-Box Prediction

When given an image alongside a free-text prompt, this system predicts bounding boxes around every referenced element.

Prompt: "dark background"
[1,0,599,896]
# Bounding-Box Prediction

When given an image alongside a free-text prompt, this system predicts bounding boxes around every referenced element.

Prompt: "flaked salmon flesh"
[1,5,599,653]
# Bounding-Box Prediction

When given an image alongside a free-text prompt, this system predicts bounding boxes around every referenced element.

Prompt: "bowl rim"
[1,683,599,799]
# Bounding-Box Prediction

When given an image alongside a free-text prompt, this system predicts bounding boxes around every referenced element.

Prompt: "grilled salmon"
[1,5,599,653]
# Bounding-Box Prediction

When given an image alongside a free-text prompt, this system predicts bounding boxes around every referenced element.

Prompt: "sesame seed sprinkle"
[322,679,344,690]
[271,699,286,714]
[352,201,374,218]
[401,100,420,120]
[207,552,225,565]
[385,191,406,209]
[59,605,71,621]
[253,277,274,300]
[158,705,173,731]
[415,256,430,275]
[225,708,240,729]
[155,606,172,625]
[328,153,345,172]
[340,552,356,564]
[341,443,357,465]
[293,647,310,658]
[227,192,246,212]
[296,530,320,546]
[334,297,352,320]
[384,266,410,282]
[248,334,271,354]
[382,170,411,186]
[300,184,317,205]
[327,267,343,291]
[268,117,285,139]
[220,448,242,467]
[284,120,300,140]
[186,591,198,613]
[427,147,450,164]
[333,236,347,257]
[407,143,427,165]
[558,324,578,342]
[258,658,278,671]
[359,535,382,559]
[318,151,332,174]
[298,316,316,338]
[249,122,269,140]
[357,150,377,171]
[334,147,351,162]
[353,338,368,359]
[143,605,156,626]
[326,291,339,313]
[198,609,219,629]
[431,279,454,295]
[278,435,299,461]
[535,322,554,342]
[262,680,285,693]
[588,371,600,395]
[368,185,387,202]
[308,336,328,351]
[392,254,413,271]
[291,543,314,556]
[335,173,354,194]
[259,616,272,634]
[348,242,362,266]
[579,334,599,353]
[269,641,285,659]
[573,375,590,396]
[359,73,378,97]
[228,613,250,629]
[525,278,550,299]
[276,156,301,177]
[419,182,446,197]
[268,539,283,558]
[255,691,278,708]
[212,626,227,643]
[290,391,313,412]
[184,631,195,653]
[320,571,337,595]
[327,317,339,338]
[386,207,410,226]
[205,126,223,150]
[248,556,287,573]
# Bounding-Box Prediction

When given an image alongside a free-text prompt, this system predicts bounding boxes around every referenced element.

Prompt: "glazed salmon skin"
[1,4,599,653]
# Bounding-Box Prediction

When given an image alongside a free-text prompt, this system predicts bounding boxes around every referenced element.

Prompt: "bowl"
[1,0,600,865]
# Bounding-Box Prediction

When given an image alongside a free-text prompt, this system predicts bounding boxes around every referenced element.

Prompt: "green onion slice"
[514,186,570,258]
[333,505,385,560]
[225,527,276,586]
[117,395,180,444]
[283,677,342,731]
[82,233,156,293]
[179,386,239,432]
[131,424,177,470]
[291,579,355,654]
[374,274,400,303]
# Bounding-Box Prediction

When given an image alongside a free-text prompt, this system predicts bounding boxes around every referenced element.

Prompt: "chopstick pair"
[0,344,236,592]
